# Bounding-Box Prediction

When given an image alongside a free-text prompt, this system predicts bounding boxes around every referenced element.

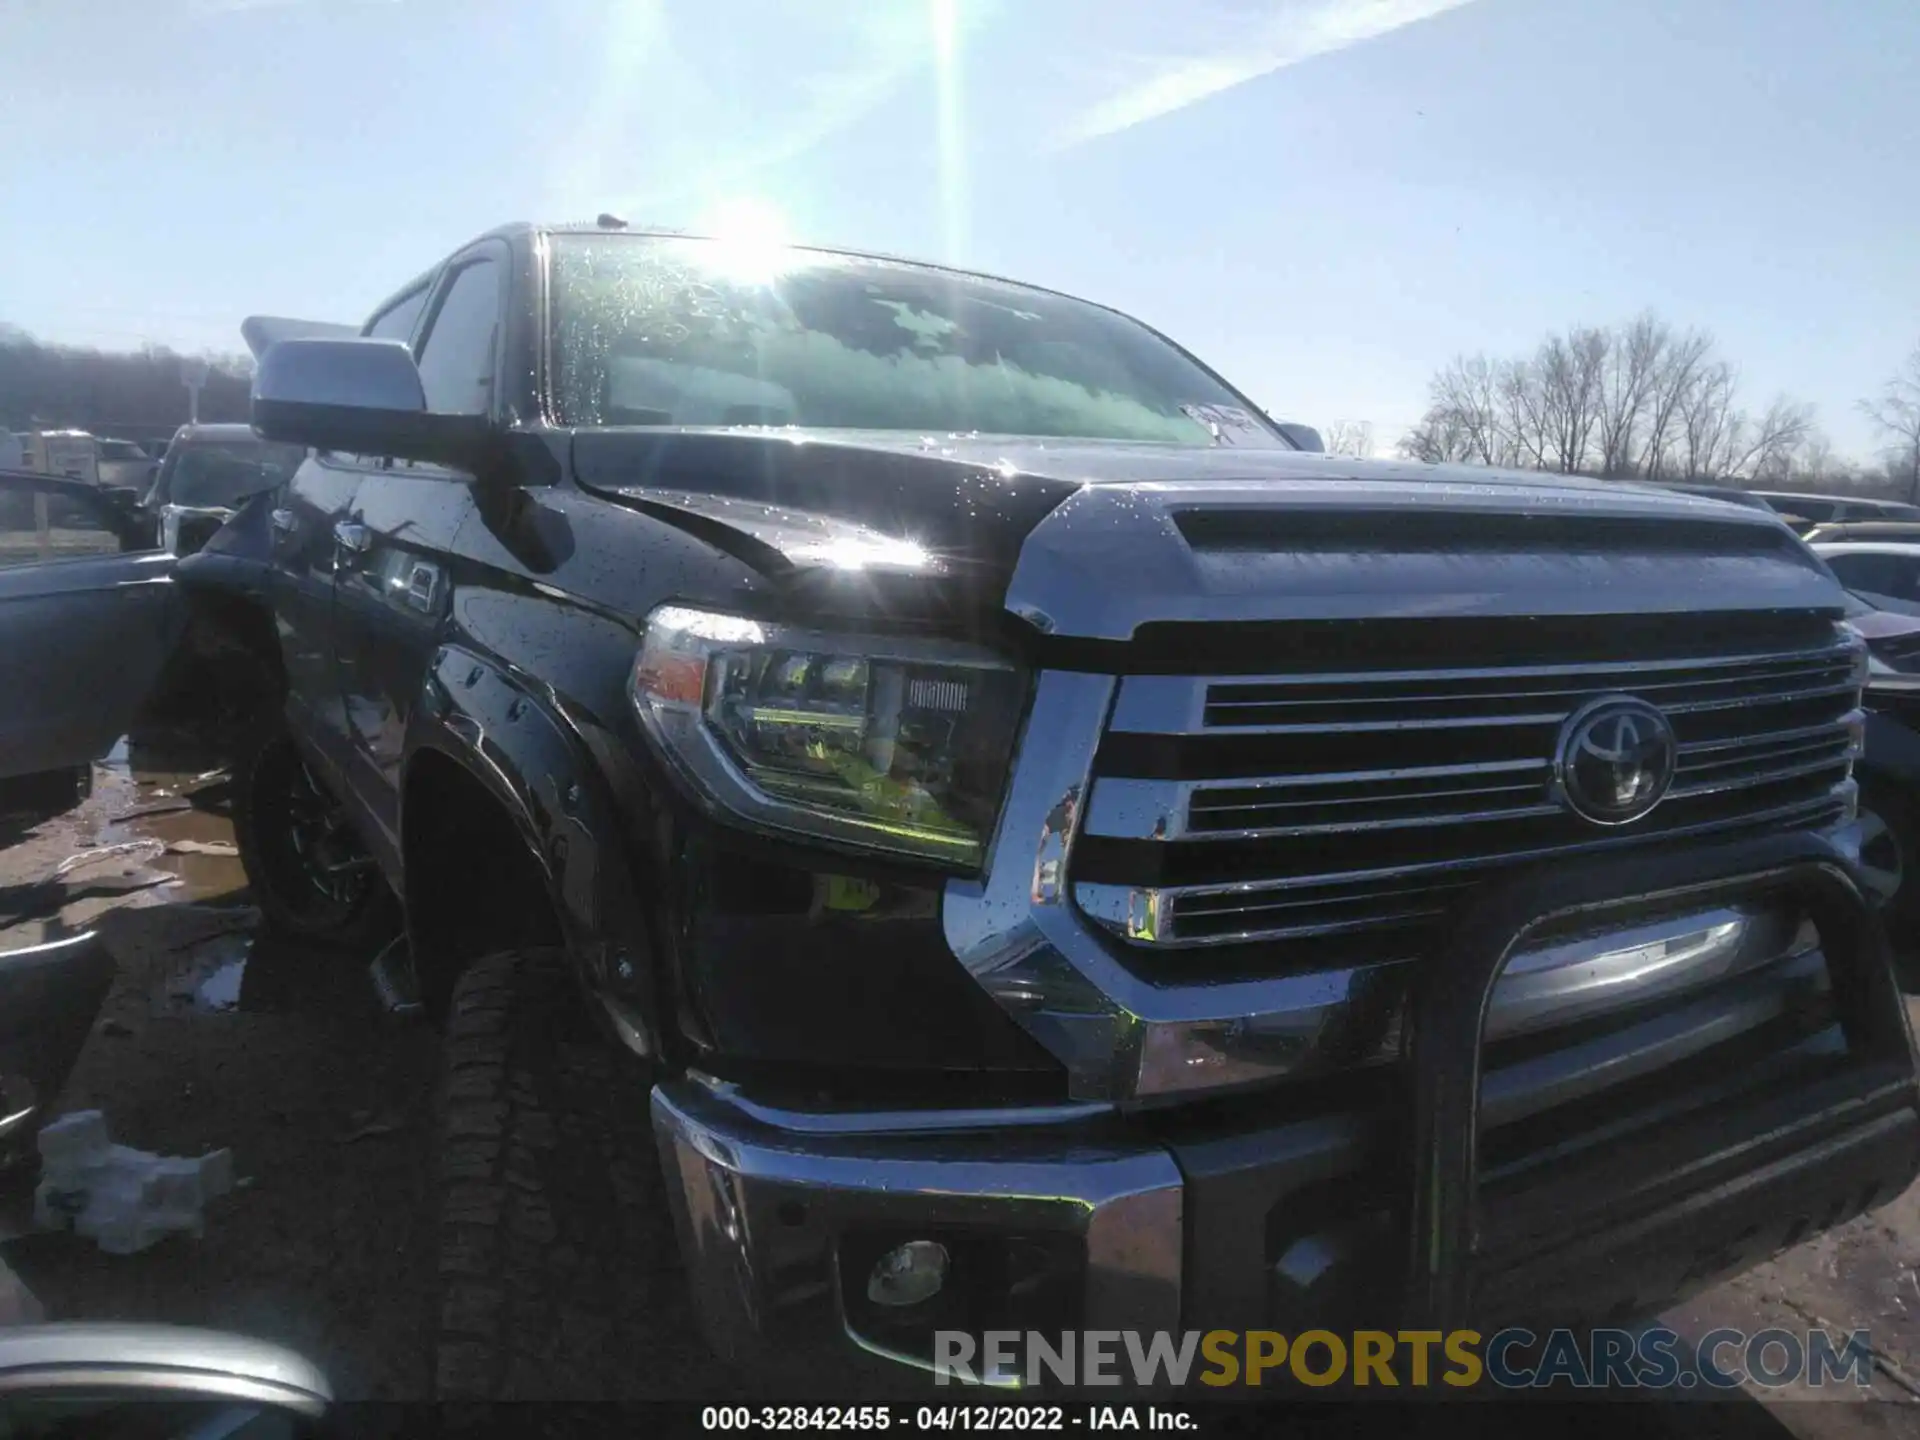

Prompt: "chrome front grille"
[1073,622,1864,957]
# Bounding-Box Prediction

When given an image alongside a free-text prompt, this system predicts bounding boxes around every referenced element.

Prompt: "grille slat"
[1075,621,1862,957]
[1204,660,1856,730]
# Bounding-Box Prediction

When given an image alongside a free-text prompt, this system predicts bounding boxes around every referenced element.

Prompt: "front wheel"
[432,948,681,1400]
[232,728,396,948]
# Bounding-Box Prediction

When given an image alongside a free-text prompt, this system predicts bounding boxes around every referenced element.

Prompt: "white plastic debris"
[32,1110,233,1255]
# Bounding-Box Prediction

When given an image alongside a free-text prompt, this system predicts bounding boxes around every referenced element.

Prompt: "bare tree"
[1728,396,1816,482]
[1399,410,1474,463]
[1323,420,1375,458]
[1399,354,1506,465]
[1784,430,1838,487]
[1677,361,1742,480]
[1499,358,1550,470]
[1637,327,1715,481]
[1594,313,1665,478]
[1434,355,1505,465]
[1531,327,1610,473]
[1861,342,1920,505]
[1397,313,1826,488]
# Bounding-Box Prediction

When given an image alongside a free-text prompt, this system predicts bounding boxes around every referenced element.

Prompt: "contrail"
[1053,0,1478,149]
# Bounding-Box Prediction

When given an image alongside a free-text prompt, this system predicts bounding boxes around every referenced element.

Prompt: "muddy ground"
[0,737,440,1398]
[4,740,1920,1433]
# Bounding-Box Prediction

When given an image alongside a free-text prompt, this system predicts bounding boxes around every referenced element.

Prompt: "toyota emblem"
[1553,695,1678,826]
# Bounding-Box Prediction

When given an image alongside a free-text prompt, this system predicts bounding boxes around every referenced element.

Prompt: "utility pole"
[182,356,209,424]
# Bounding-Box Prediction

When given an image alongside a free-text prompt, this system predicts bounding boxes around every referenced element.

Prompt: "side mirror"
[0,1323,331,1432]
[1276,422,1325,453]
[252,337,490,470]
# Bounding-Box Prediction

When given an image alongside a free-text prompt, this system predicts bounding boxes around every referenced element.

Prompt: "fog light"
[867,1240,949,1308]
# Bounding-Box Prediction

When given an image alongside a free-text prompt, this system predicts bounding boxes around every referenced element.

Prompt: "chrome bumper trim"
[650,1079,1182,1378]
[944,670,1409,1103]
[682,1072,1114,1137]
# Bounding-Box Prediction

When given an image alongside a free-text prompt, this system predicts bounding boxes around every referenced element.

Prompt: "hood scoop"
[1005,482,1840,641]
[1174,507,1797,556]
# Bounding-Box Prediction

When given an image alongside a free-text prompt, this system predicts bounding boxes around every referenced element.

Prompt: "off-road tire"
[232,726,396,947]
[432,947,679,1401]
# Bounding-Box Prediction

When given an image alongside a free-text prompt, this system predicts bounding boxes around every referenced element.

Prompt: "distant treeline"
[0,324,253,441]
[1395,313,1920,504]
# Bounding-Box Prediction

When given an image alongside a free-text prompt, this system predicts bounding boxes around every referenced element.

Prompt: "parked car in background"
[155,221,1920,1396]
[10,430,154,496]
[14,430,105,484]
[1651,482,1782,514]
[1814,540,1920,620]
[143,423,306,556]
[93,436,159,495]
[1753,491,1920,535]
[1805,520,1920,549]
[1810,542,1920,946]
[1847,599,1920,953]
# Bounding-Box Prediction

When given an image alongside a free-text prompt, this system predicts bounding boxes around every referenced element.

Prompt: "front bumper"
[652,1081,1179,1386]
[652,1065,1920,1388]
[653,832,1920,1386]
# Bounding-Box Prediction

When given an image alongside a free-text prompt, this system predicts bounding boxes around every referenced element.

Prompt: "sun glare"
[698,196,795,286]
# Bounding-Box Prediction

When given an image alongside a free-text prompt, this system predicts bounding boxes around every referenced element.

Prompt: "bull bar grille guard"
[1403,829,1920,1333]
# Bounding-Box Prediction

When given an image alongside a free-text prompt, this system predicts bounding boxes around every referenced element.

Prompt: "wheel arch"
[401,644,665,1053]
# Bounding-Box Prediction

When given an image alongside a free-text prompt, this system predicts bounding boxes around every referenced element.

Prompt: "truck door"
[264,284,433,798]
[334,249,500,862]
[0,473,180,837]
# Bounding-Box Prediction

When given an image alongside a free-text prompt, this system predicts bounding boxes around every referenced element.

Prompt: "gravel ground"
[3,742,1920,1433]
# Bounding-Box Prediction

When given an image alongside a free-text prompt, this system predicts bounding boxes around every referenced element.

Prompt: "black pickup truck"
[166,221,1919,1397]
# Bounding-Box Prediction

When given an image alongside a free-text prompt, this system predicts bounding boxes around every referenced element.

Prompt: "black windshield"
[548,234,1283,447]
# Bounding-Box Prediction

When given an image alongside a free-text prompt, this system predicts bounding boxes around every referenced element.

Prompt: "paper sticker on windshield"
[1180,403,1263,444]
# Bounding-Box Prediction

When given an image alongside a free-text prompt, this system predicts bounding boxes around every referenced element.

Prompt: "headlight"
[630,605,1028,868]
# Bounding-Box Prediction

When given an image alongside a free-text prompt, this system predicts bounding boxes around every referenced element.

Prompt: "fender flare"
[402,642,665,1056]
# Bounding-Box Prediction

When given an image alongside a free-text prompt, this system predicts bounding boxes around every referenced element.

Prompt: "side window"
[0,481,144,568]
[1827,552,1909,598]
[1890,558,1920,602]
[366,287,429,349]
[414,259,502,416]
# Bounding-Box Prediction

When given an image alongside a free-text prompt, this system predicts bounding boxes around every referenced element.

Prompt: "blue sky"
[1,0,1915,456]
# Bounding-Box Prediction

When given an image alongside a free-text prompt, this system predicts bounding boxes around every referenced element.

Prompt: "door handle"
[270,508,298,537]
[404,562,442,613]
[333,520,371,555]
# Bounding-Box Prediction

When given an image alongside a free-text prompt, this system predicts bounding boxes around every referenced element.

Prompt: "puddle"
[195,957,247,1013]
[148,925,384,1022]
[88,736,248,908]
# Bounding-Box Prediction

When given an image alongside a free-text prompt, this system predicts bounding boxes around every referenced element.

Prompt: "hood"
[579,426,1790,505]
[570,428,1837,637]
